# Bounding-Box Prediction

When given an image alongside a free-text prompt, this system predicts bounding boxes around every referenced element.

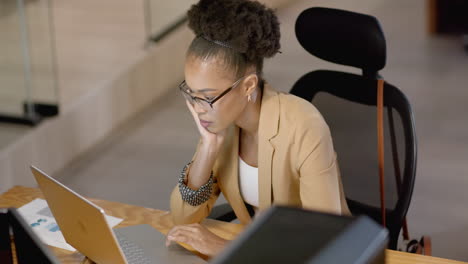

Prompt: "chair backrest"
[295,7,386,78]
[291,7,417,250]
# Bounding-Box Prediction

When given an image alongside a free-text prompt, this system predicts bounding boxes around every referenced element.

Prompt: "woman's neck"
[235,88,262,137]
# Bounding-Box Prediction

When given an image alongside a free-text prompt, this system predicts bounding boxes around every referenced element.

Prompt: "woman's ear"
[243,74,259,98]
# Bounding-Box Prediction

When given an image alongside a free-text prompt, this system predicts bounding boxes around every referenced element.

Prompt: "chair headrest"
[295,7,386,74]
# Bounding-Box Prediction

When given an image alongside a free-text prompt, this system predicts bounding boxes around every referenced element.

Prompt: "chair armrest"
[208,203,237,222]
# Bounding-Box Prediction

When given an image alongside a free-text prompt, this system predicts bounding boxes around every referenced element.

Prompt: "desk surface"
[0,186,465,264]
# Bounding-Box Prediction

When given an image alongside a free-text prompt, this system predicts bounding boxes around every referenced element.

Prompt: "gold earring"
[247,95,252,102]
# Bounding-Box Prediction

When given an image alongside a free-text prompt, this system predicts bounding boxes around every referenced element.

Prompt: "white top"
[238,156,259,208]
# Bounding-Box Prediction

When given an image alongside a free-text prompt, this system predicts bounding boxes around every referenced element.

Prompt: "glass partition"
[145,0,197,41]
[0,0,58,125]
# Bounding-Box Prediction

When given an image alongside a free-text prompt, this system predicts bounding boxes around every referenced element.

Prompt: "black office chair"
[209,7,417,250]
[289,7,417,250]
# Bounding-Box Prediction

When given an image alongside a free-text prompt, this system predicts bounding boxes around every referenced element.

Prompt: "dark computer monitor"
[0,209,13,264]
[211,206,388,264]
[0,208,59,264]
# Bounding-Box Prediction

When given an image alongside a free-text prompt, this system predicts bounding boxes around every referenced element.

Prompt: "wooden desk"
[0,186,465,264]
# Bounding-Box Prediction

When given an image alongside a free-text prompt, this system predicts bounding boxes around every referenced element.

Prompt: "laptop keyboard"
[115,232,152,264]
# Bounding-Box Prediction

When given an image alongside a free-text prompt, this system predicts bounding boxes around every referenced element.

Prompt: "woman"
[166,0,350,257]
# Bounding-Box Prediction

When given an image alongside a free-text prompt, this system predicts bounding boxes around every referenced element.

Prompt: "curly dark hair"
[186,0,281,79]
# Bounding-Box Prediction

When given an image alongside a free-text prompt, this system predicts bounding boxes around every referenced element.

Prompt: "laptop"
[211,206,388,264]
[30,165,206,264]
[1,208,60,264]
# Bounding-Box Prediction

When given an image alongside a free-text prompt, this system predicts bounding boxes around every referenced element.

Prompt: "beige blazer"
[170,84,350,225]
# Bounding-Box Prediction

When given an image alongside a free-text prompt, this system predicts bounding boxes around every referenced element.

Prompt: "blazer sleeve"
[169,178,221,225]
[169,141,221,225]
[297,121,344,215]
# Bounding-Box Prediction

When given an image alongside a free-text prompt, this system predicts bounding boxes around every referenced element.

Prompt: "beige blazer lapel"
[217,126,252,224]
[217,84,280,221]
[257,84,280,211]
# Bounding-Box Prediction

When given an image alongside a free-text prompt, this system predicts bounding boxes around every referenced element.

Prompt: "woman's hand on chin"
[186,100,227,153]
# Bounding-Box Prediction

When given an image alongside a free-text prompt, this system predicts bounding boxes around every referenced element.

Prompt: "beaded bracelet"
[178,162,214,206]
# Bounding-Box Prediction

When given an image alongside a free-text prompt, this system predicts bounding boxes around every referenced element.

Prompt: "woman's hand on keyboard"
[165,223,228,257]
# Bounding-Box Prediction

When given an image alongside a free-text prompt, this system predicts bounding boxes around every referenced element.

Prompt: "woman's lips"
[199,120,212,128]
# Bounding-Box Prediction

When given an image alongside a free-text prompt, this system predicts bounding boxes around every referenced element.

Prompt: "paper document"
[18,198,123,251]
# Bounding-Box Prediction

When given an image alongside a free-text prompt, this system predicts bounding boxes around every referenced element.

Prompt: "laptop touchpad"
[114,225,206,264]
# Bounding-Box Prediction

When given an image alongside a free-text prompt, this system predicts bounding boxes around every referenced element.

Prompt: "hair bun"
[187,0,281,61]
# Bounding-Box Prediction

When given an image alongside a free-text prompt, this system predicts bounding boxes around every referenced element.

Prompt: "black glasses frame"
[179,73,255,109]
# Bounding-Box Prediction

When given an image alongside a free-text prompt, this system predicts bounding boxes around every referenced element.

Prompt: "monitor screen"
[211,206,387,264]
[0,209,13,264]
[0,208,59,264]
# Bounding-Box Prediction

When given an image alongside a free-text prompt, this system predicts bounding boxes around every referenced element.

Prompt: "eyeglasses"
[179,73,256,109]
